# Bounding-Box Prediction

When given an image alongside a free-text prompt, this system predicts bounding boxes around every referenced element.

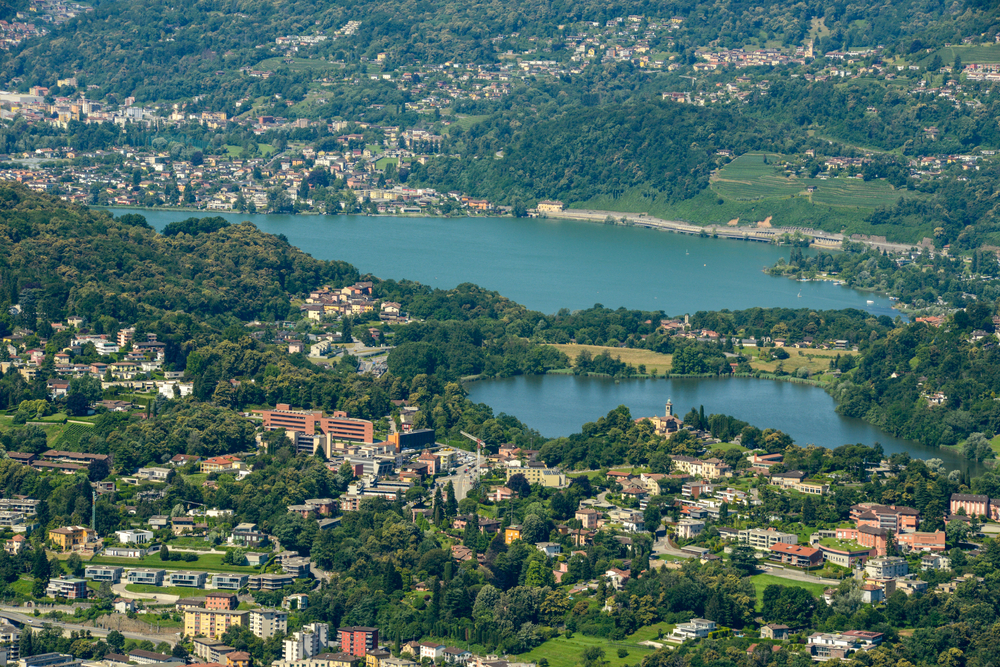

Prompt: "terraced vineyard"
[54,422,97,448]
[809,177,915,208]
[711,153,806,200]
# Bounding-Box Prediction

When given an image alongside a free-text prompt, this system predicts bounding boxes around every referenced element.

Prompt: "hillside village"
[2,372,998,667]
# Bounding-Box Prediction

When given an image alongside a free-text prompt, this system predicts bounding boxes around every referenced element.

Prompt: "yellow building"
[184,609,248,639]
[48,526,96,550]
[504,525,522,544]
[507,466,565,488]
[536,200,565,213]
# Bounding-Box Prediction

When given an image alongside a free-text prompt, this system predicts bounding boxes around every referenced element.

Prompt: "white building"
[671,618,716,641]
[676,519,705,539]
[115,529,154,544]
[249,609,288,639]
[283,623,329,661]
[865,557,908,579]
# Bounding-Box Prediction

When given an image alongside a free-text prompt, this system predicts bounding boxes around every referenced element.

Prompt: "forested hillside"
[409,102,825,207]
[0,186,357,329]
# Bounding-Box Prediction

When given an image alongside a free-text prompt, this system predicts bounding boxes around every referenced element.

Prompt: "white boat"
[867,300,874,305]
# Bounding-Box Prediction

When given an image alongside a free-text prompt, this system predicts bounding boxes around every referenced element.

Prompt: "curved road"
[651,536,840,586]
[111,583,180,604]
[0,608,179,646]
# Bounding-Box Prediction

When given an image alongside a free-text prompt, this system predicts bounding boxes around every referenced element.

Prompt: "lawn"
[817,537,864,551]
[520,633,656,667]
[136,612,183,628]
[124,584,208,598]
[749,348,843,375]
[750,574,828,609]
[548,344,673,374]
[627,622,676,643]
[447,114,490,133]
[90,552,257,573]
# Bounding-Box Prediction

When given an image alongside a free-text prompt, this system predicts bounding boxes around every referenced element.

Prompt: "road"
[649,536,839,586]
[434,452,485,501]
[0,608,178,645]
[541,208,918,254]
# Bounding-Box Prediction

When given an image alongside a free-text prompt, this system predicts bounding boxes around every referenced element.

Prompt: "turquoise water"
[465,374,977,473]
[108,209,900,317]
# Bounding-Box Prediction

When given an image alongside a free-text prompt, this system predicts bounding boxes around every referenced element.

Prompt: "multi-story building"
[47,525,96,550]
[183,609,248,640]
[950,493,1000,520]
[865,557,909,579]
[850,504,920,533]
[255,404,374,443]
[836,526,889,556]
[250,609,289,639]
[739,528,797,550]
[770,543,823,568]
[248,573,295,591]
[127,568,165,586]
[507,466,565,487]
[115,529,154,544]
[167,571,208,588]
[192,639,234,663]
[338,627,379,657]
[212,574,249,591]
[232,523,267,546]
[205,592,238,610]
[84,565,123,583]
[0,623,21,662]
[45,577,88,599]
[676,519,704,540]
[284,624,330,661]
[898,531,946,552]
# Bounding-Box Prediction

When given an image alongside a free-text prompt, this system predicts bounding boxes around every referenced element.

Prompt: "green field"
[90,553,257,573]
[519,634,656,667]
[750,574,829,608]
[712,154,806,200]
[375,156,399,170]
[926,44,1000,65]
[575,148,929,242]
[810,178,912,208]
[124,584,209,598]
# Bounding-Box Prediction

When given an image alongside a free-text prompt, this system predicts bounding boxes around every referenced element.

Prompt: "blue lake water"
[108,208,900,318]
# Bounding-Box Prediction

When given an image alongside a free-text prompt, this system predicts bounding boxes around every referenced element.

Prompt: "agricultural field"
[548,344,673,374]
[748,347,845,375]
[924,44,1000,65]
[711,154,806,200]
[0,416,93,445]
[809,178,914,208]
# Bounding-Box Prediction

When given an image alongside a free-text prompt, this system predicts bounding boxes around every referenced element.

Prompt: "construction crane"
[460,431,484,482]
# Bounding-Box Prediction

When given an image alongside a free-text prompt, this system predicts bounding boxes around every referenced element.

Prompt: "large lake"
[111,208,942,468]
[109,209,899,317]
[465,374,978,473]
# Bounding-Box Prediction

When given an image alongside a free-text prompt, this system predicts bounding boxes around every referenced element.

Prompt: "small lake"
[108,208,900,318]
[466,374,978,473]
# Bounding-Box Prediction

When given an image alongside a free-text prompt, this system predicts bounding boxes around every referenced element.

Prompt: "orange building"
[255,404,373,443]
